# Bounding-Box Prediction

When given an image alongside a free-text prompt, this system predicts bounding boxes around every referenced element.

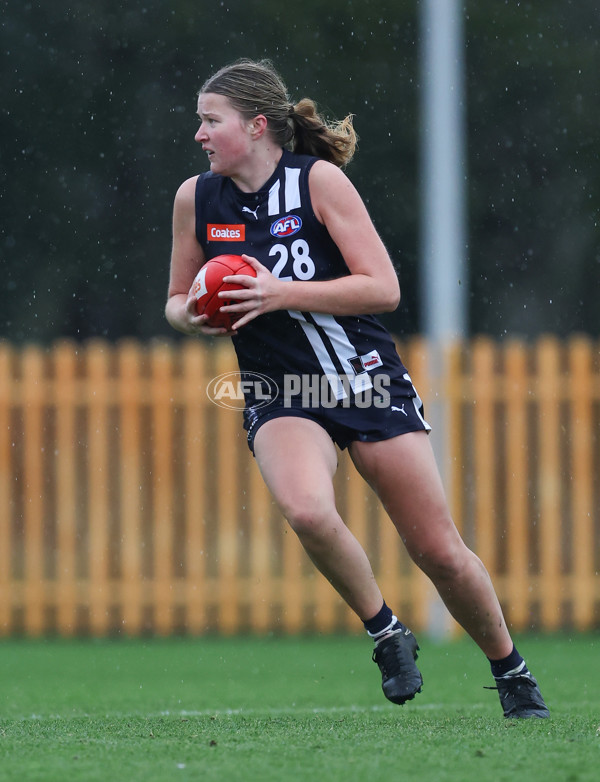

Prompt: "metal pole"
[420,0,467,340]
[419,0,468,638]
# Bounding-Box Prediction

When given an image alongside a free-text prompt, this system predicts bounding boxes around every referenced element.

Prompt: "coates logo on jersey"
[207,223,245,242]
[270,215,302,238]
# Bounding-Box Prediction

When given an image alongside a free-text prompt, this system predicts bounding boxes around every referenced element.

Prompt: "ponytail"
[290,98,358,168]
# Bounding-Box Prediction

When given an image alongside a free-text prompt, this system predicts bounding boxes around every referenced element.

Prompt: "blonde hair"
[199,58,357,167]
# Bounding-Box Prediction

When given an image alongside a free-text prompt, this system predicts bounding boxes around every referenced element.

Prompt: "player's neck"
[231,146,283,194]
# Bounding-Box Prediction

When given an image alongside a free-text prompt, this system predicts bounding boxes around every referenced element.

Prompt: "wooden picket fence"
[0,335,598,637]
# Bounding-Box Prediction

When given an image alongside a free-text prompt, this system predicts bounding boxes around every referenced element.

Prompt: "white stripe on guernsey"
[404,373,432,431]
[289,311,348,400]
[268,180,280,216]
[311,313,373,393]
[290,311,373,397]
[284,167,301,211]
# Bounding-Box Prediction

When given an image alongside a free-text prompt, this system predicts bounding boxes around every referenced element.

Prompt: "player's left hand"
[218,254,284,329]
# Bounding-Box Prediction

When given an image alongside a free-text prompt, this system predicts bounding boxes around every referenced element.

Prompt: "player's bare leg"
[254,415,423,705]
[350,429,548,717]
[253,415,383,621]
[350,430,513,660]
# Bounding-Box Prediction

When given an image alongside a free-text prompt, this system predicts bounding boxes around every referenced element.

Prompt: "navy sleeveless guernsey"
[193,149,417,409]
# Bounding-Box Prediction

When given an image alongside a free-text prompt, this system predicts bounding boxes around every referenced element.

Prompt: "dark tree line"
[1,0,597,344]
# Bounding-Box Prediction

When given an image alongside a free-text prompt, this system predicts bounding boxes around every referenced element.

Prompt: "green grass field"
[0,634,598,781]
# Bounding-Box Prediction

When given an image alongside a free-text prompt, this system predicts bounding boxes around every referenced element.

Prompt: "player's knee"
[283,497,336,540]
[414,539,469,584]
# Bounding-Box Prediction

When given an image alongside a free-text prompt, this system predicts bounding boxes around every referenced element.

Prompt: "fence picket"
[21,345,46,635]
[181,340,209,634]
[568,336,595,629]
[86,340,111,635]
[117,341,144,634]
[150,342,176,634]
[472,338,497,578]
[504,340,530,630]
[0,344,13,631]
[537,337,563,630]
[247,456,274,633]
[213,342,243,634]
[54,342,78,635]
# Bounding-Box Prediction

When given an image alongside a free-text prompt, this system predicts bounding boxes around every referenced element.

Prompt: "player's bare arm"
[308,160,400,309]
[165,176,231,337]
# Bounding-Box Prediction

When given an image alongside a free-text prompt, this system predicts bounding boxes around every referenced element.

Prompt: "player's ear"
[248,114,268,138]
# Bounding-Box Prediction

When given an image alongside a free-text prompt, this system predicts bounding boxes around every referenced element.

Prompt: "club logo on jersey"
[270,215,302,238]
[348,350,384,375]
[207,223,245,241]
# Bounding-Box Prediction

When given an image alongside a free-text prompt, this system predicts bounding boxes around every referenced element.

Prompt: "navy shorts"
[243,388,431,454]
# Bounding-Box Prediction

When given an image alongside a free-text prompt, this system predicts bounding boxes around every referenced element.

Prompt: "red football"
[189,255,257,330]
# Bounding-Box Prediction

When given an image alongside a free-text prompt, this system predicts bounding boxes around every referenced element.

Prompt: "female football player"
[165,58,548,718]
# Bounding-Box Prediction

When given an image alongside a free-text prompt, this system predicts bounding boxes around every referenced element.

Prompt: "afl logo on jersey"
[270,215,302,238]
